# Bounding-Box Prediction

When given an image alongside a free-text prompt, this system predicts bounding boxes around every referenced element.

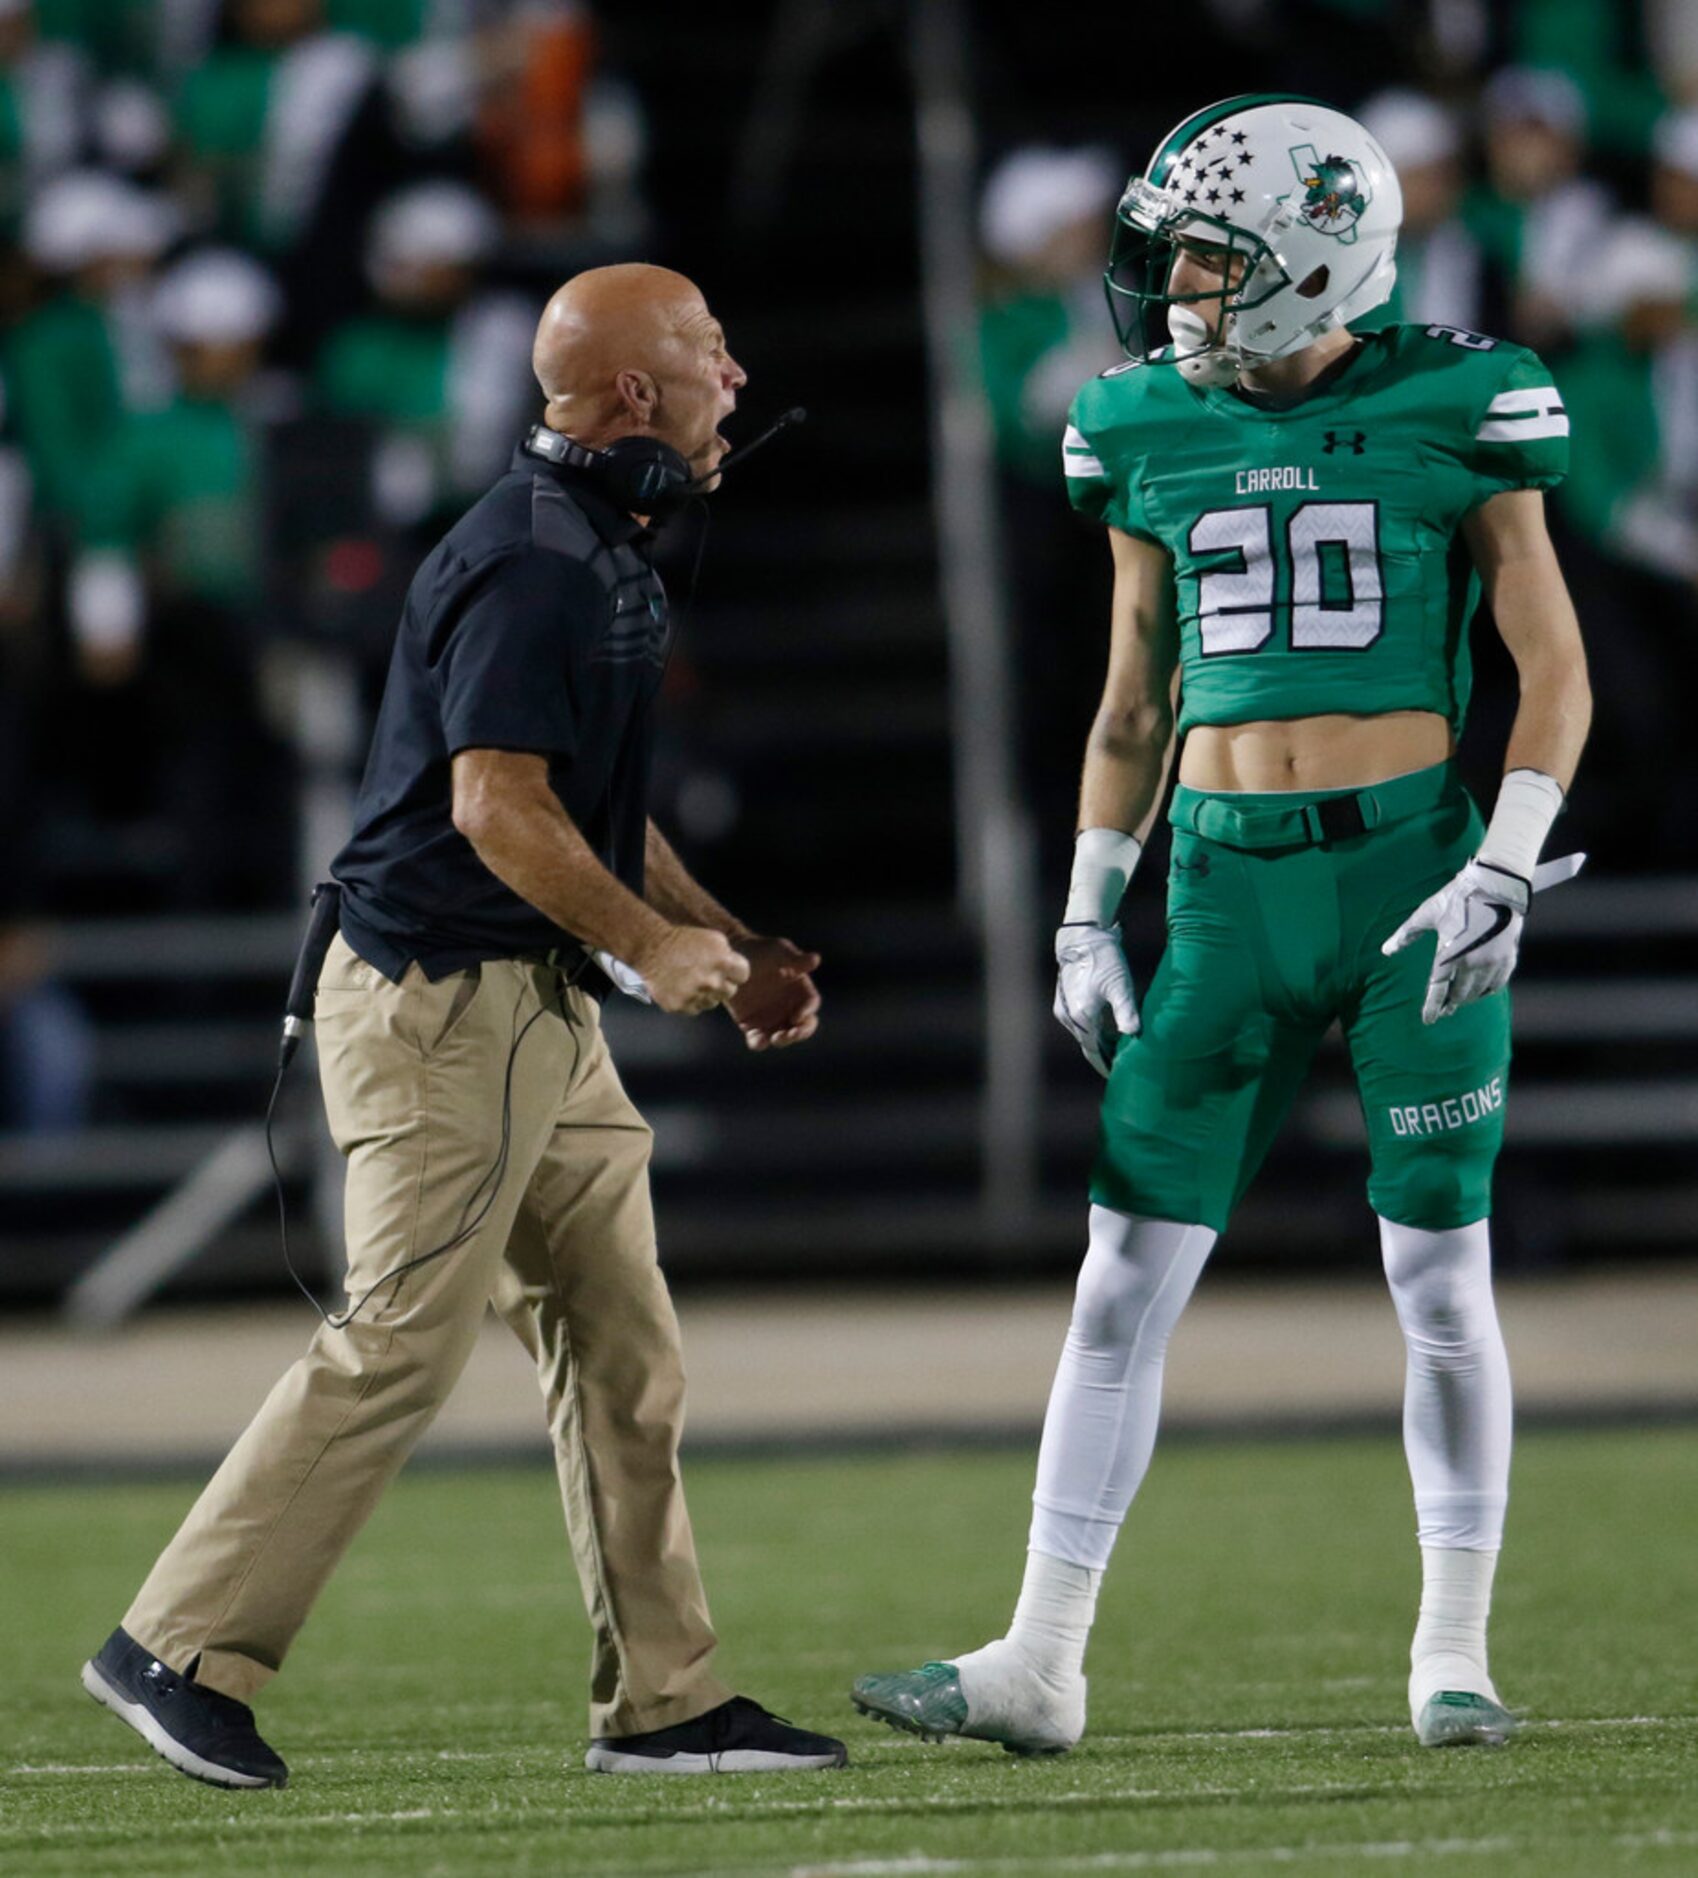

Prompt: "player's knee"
[1071,1248,1159,1348]
[1391,1259,1477,1345]
[1069,1217,1205,1350]
[1380,1216,1497,1351]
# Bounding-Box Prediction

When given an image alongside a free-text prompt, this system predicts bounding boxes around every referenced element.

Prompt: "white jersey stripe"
[1063,424,1106,477]
[1484,385,1564,416]
[1476,413,1570,442]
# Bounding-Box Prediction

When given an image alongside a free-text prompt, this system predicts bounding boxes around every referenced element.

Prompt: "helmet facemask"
[1104,177,1294,386]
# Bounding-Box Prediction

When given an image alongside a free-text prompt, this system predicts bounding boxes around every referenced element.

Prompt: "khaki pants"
[123,933,729,1737]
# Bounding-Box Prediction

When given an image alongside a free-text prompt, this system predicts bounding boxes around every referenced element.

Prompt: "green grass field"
[2,1428,1694,1877]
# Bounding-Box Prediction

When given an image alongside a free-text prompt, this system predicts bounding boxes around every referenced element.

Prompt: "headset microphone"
[712,405,807,475]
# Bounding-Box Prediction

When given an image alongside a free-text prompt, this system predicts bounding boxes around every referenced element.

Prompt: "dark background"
[3,0,1693,1313]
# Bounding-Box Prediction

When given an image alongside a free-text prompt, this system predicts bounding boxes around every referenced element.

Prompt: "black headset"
[522,408,807,520]
[522,425,696,518]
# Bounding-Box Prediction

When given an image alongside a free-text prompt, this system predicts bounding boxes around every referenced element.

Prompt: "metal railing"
[908,0,1043,1238]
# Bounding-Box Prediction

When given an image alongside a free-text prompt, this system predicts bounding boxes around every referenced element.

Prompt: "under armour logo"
[1322,430,1367,455]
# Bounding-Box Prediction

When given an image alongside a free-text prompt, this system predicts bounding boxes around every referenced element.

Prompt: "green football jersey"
[1063,322,1569,735]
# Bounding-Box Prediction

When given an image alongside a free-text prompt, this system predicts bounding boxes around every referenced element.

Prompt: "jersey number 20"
[1189,502,1383,655]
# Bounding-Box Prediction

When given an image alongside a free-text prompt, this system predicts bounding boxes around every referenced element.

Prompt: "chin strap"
[1176,348,1239,387]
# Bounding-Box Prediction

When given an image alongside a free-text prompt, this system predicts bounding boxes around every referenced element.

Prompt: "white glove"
[1054,923,1140,1076]
[1382,853,1584,1025]
[592,949,653,1004]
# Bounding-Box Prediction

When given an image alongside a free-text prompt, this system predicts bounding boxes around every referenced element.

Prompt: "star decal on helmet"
[1181,142,1243,186]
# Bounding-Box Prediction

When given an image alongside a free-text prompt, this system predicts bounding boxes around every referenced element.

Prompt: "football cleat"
[1414,1689,1520,1748]
[852,1643,1084,1757]
[852,1662,970,1744]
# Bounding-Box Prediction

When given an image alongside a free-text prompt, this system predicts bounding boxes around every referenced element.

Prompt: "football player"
[854,94,1590,1755]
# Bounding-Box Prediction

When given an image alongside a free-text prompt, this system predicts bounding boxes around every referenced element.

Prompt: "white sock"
[1379,1216,1512,1550]
[1029,1206,1216,1567]
[1380,1217,1511,1718]
[1410,1544,1501,1714]
[949,1552,1096,1748]
[1004,1550,1102,1681]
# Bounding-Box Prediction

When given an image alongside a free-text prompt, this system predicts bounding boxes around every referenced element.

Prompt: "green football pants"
[1093,761,1510,1234]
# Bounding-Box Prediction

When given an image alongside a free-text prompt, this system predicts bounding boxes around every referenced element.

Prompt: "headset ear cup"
[596,437,695,514]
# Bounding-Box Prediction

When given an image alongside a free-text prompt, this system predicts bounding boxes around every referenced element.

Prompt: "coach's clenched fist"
[636,924,751,1014]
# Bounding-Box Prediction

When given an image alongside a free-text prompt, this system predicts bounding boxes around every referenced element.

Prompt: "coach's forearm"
[644,820,754,938]
[454,769,672,964]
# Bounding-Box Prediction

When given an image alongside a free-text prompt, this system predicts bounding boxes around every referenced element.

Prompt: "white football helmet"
[1106,94,1403,385]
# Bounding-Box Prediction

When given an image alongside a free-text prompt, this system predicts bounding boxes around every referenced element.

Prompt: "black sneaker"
[584,1694,848,1773]
[81,1628,288,1789]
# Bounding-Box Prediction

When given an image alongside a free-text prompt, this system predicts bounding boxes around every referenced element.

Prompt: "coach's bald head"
[532,263,746,493]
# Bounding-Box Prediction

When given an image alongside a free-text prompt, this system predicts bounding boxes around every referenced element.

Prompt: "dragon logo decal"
[1288,143,1369,242]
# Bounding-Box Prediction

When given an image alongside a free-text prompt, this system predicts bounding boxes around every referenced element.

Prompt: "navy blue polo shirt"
[333,444,669,981]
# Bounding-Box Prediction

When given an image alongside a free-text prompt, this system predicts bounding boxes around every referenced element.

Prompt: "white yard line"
[788,1850,1512,1877]
[0,1808,442,1839]
[9,1712,1688,1782]
[0,1786,1329,1836]
[8,1763,156,1775]
[787,1832,1698,1877]
[6,1805,1696,1866]
[1099,1712,1686,1745]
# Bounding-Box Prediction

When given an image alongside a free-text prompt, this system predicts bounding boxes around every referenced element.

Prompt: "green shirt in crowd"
[174,47,275,247]
[31,0,155,74]
[3,294,124,528]
[81,395,260,609]
[326,0,430,48]
[316,312,451,426]
[978,292,1073,485]
[1512,0,1666,157]
[1552,332,1660,554]
[316,311,466,515]
[27,0,420,72]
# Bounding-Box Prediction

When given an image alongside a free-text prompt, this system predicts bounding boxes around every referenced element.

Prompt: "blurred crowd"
[979,13,1698,872]
[6,0,1697,1136]
[0,0,647,1127]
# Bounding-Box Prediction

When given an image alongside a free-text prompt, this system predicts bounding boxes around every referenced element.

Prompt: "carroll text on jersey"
[1235,466,1322,493]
